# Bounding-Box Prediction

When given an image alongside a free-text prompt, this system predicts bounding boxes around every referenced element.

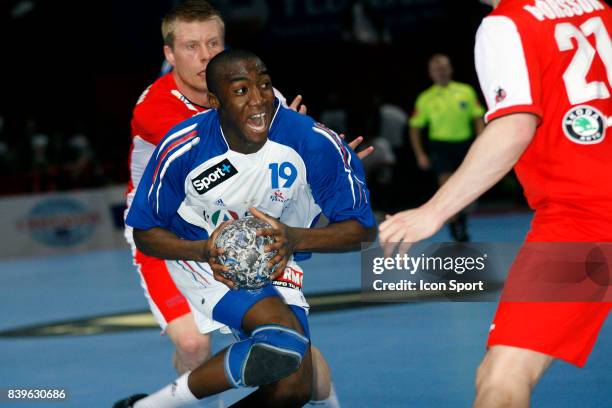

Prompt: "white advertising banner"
[0,185,129,259]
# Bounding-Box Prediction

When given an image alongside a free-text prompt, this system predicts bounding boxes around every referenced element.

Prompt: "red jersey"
[125,73,207,326]
[127,73,207,206]
[475,0,612,234]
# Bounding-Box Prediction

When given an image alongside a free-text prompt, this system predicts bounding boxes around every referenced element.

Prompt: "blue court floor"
[1,212,611,407]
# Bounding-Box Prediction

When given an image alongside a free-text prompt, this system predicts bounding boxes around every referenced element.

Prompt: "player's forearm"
[409,127,427,158]
[133,227,207,262]
[427,113,537,222]
[290,220,376,253]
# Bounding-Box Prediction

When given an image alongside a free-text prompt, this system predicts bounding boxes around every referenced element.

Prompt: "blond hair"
[162,0,225,47]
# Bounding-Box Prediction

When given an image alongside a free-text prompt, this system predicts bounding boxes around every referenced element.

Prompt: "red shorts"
[134,249,191,327]
[488,214,612,367]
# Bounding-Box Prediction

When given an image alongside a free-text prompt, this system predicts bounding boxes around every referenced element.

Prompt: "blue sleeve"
[126,130,197,231]
[304,123,376,228]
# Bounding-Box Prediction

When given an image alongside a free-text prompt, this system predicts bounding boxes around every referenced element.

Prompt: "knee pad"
[224,325,310,387]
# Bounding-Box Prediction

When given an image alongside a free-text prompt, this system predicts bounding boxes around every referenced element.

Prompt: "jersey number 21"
[555,16,612,104]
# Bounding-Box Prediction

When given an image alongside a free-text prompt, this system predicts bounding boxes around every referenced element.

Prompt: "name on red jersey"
[524,0,605,22]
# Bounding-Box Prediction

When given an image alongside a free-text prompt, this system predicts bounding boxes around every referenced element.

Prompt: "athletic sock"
[134,372,198,408]
[308,382,340,408]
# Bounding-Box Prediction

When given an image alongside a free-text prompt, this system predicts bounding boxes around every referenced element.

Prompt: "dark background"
[0,0,523,210]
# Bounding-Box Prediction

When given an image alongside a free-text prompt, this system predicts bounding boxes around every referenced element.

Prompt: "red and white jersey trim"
[475,16,542,123]
[127,136,156,208]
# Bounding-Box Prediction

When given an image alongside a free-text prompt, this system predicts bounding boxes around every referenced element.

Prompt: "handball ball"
[214,217,277,289]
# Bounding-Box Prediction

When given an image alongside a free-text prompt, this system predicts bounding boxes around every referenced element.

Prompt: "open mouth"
[246,112,266,133]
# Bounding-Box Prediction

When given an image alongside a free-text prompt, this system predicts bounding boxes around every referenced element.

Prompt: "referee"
[409,54,484,241]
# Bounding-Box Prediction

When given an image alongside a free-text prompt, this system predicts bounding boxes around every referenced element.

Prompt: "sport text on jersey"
[524,0,605,22]
[192,159,238,194]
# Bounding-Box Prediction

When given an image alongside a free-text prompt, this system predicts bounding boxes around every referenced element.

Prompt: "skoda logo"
[562,105,606,145]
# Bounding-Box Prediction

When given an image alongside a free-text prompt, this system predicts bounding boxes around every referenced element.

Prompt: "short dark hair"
[428,53,451,65]
[206,49,263,96]
[162,0,225,47]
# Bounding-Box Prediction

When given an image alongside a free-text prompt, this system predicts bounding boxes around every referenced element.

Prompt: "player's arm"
[127,150,231,279]
[300,126,377,250]
[125,121,227,269]
[133,224,229,282]
[253,208,375,253]
[379,113,537,243]
[133,227,209,262]
[252,209,375,280]
[292,219,376,251]
[422,112,535,221]
[127,147,211,262]
[380,15,544,244]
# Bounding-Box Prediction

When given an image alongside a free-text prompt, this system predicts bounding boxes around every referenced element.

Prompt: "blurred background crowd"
[0,0,525,213]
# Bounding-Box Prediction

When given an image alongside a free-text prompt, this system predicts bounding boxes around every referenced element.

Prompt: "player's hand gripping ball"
[214,217,277,289]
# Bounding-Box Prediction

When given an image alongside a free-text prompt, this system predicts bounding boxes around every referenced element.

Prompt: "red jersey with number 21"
[475,0,612,232]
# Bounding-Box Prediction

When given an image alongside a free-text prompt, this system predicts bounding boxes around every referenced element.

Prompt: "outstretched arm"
[379,113,537,244]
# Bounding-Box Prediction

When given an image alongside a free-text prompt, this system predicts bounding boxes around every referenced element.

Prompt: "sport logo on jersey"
[191,159,238,194]
[562,106,606,145]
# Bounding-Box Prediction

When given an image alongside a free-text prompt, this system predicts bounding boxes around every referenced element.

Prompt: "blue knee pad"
[224,325,310,388]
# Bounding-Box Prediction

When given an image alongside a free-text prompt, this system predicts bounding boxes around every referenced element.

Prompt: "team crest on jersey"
[494,87,506,104]
[191,159,238,194]
[270,190,288,203]
[562,106,606,145]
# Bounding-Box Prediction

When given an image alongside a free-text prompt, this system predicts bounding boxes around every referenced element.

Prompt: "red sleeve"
[131,96,193,146]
